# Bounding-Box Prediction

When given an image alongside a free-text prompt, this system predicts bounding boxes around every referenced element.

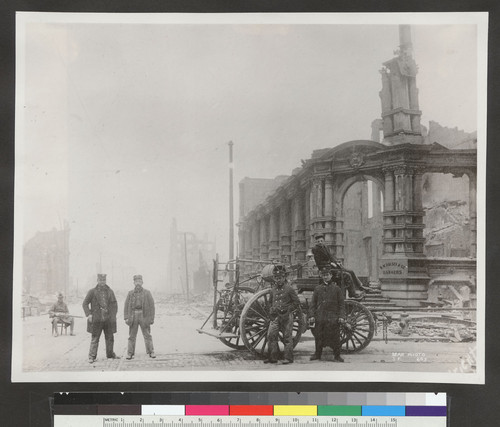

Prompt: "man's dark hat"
[272,264,287,277]
[314,233,325,239]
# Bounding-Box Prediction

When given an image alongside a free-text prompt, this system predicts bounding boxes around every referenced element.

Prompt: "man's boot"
[310,342,322,360]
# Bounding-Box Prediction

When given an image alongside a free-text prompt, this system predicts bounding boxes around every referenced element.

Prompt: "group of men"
[80,273,157,363]
[263,232,366,365]
[50,273,157,363]
[50,232,362,365]
[80,273,156,363]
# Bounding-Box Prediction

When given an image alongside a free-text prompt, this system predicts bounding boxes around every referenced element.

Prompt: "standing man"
[264,265,300,365]
[49,293,75,336]
[82,274,119,363]
[124,275,156,359]
[311,233,365,298]
[309,267,346,362]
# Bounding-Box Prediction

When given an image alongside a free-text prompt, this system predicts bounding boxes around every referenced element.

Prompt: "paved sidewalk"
[25,340,476,373]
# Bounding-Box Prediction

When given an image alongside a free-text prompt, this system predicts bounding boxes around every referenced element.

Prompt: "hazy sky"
[16,14,483,291]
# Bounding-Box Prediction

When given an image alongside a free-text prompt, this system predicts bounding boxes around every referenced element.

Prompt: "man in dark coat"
[124,274,156,359]
[311,233,365,298]
[263,265,300,365]
[82,274,119,363]
[309,267,346,362]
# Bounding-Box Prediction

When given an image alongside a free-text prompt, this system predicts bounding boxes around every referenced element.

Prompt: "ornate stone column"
[309,179,318,221]
[324,176,333,217]
[323,176,337,260]
[268,209,280,260]
[393,166,411,253]
[245,227,252,260]
[309,177,324,236]
[413,168,423,211]
[383,167,396,254]
[412,167,425,254]
[304,185,312,254]
[293,191,307,263]
[238,225,252,273]
[331,177,345,263]
[259,215,269,261]
[251,220,260,260]
[279,199,292,263]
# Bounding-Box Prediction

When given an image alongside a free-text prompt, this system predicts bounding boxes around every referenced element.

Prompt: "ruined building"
[237,26,477,306]
[23,224,70,297]
[168,218,216,295]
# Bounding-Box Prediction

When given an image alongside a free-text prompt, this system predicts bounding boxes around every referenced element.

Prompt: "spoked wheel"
[216,286,255,349]
[340,300,375,353]
[239,288,303,358]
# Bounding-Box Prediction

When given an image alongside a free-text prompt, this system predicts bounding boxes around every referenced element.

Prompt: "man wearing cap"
[49,293,74,336]
[264,265,300,365]
[82,274,119,363]
[124,275,156,359]
[309,267,346,362]
[311,233,365,298]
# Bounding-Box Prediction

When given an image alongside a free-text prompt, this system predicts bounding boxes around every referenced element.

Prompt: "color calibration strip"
[140,403,445,417]
[53,393,446,417]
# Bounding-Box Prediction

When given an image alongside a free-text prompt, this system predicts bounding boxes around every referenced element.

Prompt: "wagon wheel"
[216,286,255,349]
[340,300,375,353]
[239,288,303,358]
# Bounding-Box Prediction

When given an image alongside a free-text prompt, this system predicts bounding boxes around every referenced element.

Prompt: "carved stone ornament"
[397,56,418,77]
[348,151,365,170]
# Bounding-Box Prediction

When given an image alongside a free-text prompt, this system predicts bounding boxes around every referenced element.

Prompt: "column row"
[240,173,341,265]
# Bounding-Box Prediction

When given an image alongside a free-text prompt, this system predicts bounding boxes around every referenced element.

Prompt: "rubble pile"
[423,200,470,255]
[387,317,476,342]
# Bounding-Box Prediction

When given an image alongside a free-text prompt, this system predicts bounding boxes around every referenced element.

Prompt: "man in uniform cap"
[124,274,156,359]
[49,293,75,336]
[82,274,119,363]
[263,265,300,365]
[308,266,346,362]
[311,233,366,298]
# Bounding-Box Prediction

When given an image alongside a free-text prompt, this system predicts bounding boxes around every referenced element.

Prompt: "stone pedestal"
[378,256,429,306]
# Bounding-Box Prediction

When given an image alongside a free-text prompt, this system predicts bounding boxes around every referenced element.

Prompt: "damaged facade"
[237,26,477,307]
[168,218,216,295]
[23,224,70,297]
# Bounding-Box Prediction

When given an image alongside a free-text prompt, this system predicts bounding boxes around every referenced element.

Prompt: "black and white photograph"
[12,12,487,383]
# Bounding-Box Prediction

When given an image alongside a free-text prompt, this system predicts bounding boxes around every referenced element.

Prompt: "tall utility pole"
[228,141,234,261]
[183,232,190,302]
[228,141,235,283]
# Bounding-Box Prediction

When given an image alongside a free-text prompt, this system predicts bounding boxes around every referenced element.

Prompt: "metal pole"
[228,141,234,283]
[184,232,190,302]
[213,254,219,329]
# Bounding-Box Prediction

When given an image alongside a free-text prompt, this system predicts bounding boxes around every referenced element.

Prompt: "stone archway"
[333,173,385,284]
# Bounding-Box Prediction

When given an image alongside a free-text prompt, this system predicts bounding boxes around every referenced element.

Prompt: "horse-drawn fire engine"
[198,256,375,357]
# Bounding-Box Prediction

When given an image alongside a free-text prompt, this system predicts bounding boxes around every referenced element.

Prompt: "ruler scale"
[54,415,445,427]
